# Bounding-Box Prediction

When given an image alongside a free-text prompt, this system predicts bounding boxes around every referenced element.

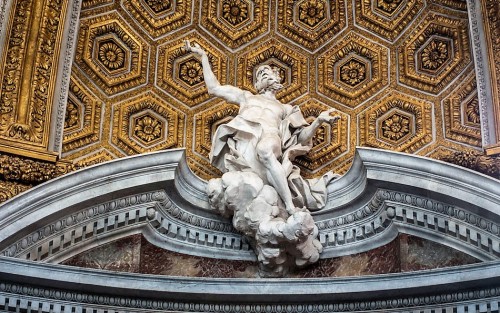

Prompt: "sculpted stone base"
[207,171,322,277]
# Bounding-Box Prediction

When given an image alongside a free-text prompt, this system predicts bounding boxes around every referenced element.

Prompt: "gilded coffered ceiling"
[61,0,481,179]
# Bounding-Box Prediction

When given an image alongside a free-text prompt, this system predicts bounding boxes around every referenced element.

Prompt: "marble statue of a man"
[186,41,340,276]
[186,41,340,214]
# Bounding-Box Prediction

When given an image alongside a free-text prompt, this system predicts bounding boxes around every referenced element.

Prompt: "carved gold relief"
[298,0,327,28]
[81,0,113,11]
[355,0,424,41]
[419,38,450,72]
[436,149,500,179]
[277,0,346,52]
[381,113,411,142]
[0,0,68,161]
[359,91,433,153]
[111,92,185,155]
[375,0,404,14]
[0,181,32,203]
[157,34,228,107]
[0,153,76,184]
[236,39,307,104]
[483,0,500,155]
[430,0,467,11]
[74,12,148,95]
[317,32,389,108]
[200,0,269,49]
[0,153,76,203]
[64,101,80,131]
[122,0,192,38]
[442,72,482,147]
[74,149,116,168]
[221,0,249,26]
[398,12,471,94]
[62,76,102,153]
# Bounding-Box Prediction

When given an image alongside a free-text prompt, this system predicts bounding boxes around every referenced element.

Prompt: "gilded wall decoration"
[111,92,185,155]
[236,38,308,104]
[0,181,32,203]
[430,0,467,12]
[81,0,114,11]
[277,0,346,52]
[483,0,500,154]
[359,91,433,153]
[0,153,76,184]
[74,12,149,96]
[437,150,500,179]
[62,77,103,153]
[317,32,389,108]
[398,12,471,94]
[200,0,269,49]
[354,0,424,41]
[74,149,116,168]
[0,152,76,203]
[442,73,482,147]
[122,0,193,38]
[0,0,69,161]
[157,34,229,108]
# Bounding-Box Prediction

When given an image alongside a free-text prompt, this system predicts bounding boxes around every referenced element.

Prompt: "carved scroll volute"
[0,0,72,162]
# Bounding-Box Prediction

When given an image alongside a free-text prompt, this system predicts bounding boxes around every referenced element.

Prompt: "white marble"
[186,41,339,276]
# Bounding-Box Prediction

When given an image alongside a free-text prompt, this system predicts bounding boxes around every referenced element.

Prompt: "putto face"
[254,65,283,93]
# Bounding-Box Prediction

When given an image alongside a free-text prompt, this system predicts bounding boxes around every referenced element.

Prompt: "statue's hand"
[185,40,207,58]
[317,108,341,124]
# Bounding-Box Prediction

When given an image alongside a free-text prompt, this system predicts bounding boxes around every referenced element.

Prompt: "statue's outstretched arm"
[298,108,340,144]
[185,40,246,104]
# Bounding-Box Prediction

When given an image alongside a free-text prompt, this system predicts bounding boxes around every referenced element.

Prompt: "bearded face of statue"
[254,65,283,94]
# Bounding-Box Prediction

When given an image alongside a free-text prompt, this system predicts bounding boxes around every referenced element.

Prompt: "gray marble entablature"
[1,147,500,311]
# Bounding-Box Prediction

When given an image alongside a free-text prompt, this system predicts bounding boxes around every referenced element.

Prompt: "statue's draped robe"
[210,105,332,211]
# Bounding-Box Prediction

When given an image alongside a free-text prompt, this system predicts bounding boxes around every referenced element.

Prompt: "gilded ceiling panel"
[74,12,149,96]
[354,0,425,41]
[200,0,269,49]
[122,0,193,38]
[358,91,433,153]
[81,0,114,11]
[110,92,185,155]
[61,0,484,180]
[276,0,347,51]
[62,77,103,153]
[442,72,482,147]
[317,32,389,108]
[397,11,471,95]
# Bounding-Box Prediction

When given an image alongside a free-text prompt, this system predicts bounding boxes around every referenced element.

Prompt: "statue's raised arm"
[185,40,247,105]
[193,39,343,277]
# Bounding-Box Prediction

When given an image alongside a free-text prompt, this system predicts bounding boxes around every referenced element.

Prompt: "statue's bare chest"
[240,96,285,120]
